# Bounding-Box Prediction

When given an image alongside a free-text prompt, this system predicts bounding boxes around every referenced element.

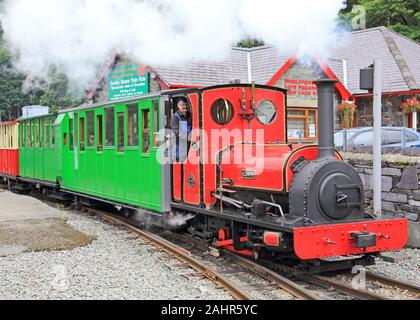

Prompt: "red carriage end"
[0,120,19,177]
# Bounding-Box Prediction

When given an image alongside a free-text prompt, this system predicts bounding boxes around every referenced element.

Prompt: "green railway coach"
[19,115,60,184]
[57,93,171,213]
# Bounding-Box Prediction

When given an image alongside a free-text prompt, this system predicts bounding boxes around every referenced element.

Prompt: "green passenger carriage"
[19,115,59,184]
[18,93,172,214]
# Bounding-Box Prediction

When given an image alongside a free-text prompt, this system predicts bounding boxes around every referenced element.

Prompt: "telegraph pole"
[373,60,382,216]
[360,61,382,216]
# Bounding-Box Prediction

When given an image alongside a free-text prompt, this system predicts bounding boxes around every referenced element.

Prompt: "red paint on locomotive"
[294,219,408,260]
[201,86,286,206]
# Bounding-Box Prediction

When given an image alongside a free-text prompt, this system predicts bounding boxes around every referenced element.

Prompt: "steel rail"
[300,275,392,300]
[365,271,420,296]
[168,232,321,300]
[223,252,322,300]
[95,211,252,301]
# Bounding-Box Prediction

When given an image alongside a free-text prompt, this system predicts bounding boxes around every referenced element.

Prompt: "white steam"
[1,0,344,93]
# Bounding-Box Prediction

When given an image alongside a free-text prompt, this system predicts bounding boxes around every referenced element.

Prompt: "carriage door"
[172,93,201,205]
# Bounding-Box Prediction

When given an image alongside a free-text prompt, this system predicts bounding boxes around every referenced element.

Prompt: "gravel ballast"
[0,209,232,300]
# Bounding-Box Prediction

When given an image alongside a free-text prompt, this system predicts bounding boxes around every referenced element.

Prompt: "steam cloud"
[1,0,344,93]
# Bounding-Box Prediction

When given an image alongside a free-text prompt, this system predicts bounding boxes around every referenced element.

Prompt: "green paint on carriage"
[19,115,59,183]
[58,96,163,212]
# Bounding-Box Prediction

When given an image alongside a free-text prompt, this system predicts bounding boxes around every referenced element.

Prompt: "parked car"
[334,127,420,149]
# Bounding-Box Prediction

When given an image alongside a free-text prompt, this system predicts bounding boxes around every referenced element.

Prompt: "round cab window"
[211,99,235,125]
[256,100,277,125]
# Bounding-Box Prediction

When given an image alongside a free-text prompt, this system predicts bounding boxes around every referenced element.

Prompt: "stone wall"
[343,153,420,248]
[355,95,418,128]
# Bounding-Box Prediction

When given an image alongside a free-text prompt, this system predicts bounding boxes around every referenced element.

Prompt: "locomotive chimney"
[314,79,338,160]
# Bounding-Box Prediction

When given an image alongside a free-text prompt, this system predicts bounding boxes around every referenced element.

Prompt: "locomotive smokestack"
[314,79,338,160]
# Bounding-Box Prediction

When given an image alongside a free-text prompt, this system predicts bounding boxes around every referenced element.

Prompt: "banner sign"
[108,65,149,101]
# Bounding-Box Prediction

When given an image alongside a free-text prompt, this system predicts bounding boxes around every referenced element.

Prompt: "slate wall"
[343,153,420,248]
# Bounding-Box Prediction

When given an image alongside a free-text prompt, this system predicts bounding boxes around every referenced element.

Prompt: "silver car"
[334,127,420,149]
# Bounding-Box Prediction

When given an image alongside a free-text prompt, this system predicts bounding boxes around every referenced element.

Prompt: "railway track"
[92,210,252,300]
[92,210,320,300]
[166,230,320,300]
[365,271,420,298]
[3,186,419,301]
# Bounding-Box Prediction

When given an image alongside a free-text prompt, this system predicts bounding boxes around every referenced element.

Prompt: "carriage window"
[26,122,31,147]
[35,121,39,147]
[142,109,150,153]
[80,118,85,151]
[105,107,115,147]
[256,100,277,125]
[44,120,49,148]
[31,121,35,147]
[211,99,234,125]
[39,119,43,148]
[21,123,25,147]
[127,104,139,147]
[87,111,94,147]
[117,112,124,152]
[51,119,55,147]
[69,119,74,150]
[97,115,103,151]
[165,101,172,128]
[153,101,159,147]
[74,114,79,148]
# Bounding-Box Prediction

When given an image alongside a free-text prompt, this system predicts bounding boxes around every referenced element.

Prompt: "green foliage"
[237,38,265,48]
[38,65,84,113]
[0,24,82,120]
[340,0,420,42]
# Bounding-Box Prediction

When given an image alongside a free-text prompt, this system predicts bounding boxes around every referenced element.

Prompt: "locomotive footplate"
[171,202,306,233]
[293,218,408,260]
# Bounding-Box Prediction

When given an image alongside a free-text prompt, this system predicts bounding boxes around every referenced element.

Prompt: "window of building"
[69,119,74,150]
[153,100,159,148]
[117,112,124,152]
[142,109,150,153]
[97,115,103,151]
[105,107,115,147]
[127,104,139,147]
[80,118,85,151]
[87,111,94,147]
[287,108,318,141]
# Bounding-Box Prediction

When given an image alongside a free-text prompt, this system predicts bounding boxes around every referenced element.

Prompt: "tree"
[38,65,84,113]
[0,24,42,120]
[340,0,420,42]
[0,22,82,121]
[237,38,265,48]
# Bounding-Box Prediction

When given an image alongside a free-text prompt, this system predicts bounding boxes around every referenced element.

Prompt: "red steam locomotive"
[170,80,408,272]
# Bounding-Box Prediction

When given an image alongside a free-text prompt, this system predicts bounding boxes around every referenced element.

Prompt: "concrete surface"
[0,190,93,256]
